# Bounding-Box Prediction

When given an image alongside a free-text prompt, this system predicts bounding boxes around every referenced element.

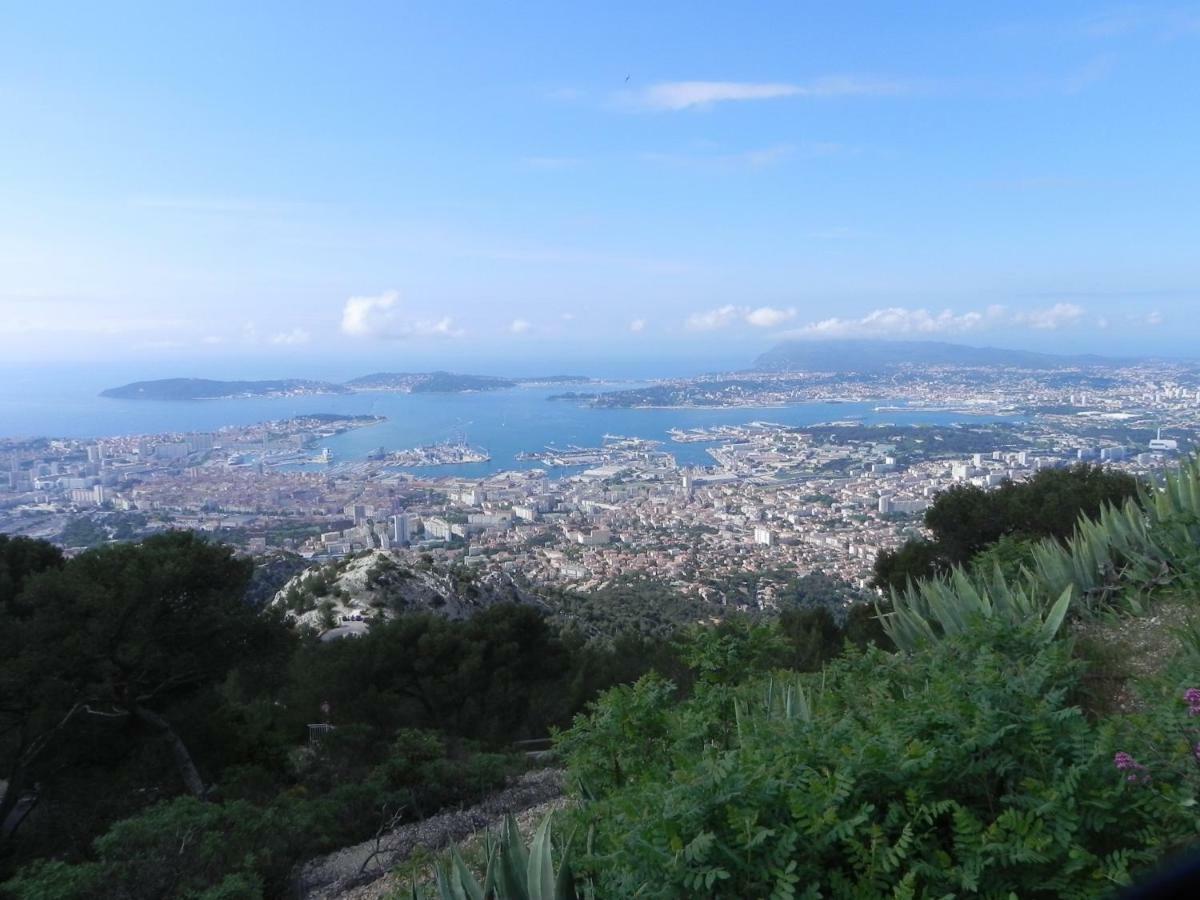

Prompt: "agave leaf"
[556,826,579,899]
[449,845,485,900]
[555,858,577,899]
[527,812,556,900]
[1038,586,1073,644]
[434,860,464,900]
[497,814,529,898]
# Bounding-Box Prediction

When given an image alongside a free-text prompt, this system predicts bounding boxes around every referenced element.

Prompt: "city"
[6,3,1200,895]
[3,360,1194,613]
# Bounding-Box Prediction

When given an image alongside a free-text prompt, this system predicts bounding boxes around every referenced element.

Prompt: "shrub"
[561,623,1200,898]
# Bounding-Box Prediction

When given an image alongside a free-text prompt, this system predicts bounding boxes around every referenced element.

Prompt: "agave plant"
[881,564,1072,652]
[733,673,815,743]
[1142,455,1200,564]
[421,811,578,900]
[1023,498,1162,615]
[880,455,1200,650]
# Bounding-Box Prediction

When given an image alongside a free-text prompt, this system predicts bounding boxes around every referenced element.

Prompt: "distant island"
[346,371,516,393]
[100,378,349,401]
[101,372,595,401]
[754,339,1121,373]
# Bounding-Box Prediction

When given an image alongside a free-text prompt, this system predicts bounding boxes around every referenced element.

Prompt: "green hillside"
[415,461,1200,899]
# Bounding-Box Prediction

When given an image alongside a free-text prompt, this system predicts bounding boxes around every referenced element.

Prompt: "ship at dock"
[516,434,663,467]
[383,439,490,467]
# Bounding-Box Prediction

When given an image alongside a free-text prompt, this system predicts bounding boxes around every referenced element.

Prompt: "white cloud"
[270,328,311,345]
[414,317,465,338]
[341,291,398,337]
[1013,303,1085,330]
[686,305,745,331]
[782,303,1094,339]
[509,318,532,334]
[745,306,796,328]
[628,77,907,111]
[791,307,999,338]
[687,305,797,331]
[1146,310,1165,326]
[340,291,464,340]
[629,318,646,333]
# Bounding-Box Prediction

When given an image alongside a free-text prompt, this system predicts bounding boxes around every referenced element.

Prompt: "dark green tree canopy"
[0,532,281,841]
[0,534,63,611]
[873,464,1140,593]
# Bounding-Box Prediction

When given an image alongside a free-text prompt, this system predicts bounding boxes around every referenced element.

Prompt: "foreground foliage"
[872,464,1140,594]
[882,456,1200,650]
[423,812,577,900]
[558,623,1200,898]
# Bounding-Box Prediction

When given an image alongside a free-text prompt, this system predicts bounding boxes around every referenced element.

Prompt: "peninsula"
[101,372,594,400]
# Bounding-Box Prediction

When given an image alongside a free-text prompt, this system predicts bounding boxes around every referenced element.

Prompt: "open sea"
[0,363,1021,478]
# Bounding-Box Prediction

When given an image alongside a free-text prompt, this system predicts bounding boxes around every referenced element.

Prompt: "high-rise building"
[389,512,412,545]
[681,468,695,499]
[186,433,215,454]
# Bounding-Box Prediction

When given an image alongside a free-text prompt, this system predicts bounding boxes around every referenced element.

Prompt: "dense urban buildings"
[3,361,1195,610]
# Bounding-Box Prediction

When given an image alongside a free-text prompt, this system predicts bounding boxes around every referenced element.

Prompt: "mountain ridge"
[754,338,1126,372]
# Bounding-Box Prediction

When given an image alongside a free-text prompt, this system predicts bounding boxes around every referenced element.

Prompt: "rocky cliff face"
[270,549,544,634]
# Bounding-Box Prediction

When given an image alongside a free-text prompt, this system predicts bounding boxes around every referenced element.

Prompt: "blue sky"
[2,1,1199,372]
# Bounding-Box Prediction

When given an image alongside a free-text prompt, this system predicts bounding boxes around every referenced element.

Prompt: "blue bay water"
[0,365,1019,478]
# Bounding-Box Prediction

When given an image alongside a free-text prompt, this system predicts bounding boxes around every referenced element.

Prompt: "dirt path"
[294,769,565,899]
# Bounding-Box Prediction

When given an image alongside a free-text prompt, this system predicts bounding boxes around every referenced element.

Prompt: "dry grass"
[1072,596,1196,715]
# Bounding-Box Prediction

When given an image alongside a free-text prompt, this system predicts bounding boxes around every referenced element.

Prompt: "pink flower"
[1114,751,1151,784]
[1184,688,1200,716]
[1114,751,1141,771]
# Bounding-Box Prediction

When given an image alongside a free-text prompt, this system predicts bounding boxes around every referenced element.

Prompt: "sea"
[0,362,1021,479]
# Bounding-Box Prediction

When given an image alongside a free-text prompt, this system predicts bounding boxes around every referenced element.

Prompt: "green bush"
[560,623,1200,898]
[2,797,281,899]
[872,464,1140,593]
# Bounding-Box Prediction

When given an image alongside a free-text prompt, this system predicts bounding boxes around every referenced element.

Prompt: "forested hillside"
[6,461,1200,898]
[0,532,872,898]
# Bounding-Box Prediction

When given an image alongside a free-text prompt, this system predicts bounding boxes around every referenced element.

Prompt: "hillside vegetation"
[0,535,873,897]
[407,461,1200,898]
[6,462,1200,897]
